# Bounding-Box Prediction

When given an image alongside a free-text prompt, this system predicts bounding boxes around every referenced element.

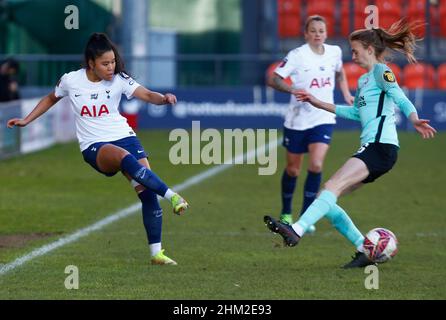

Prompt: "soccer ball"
[363,228,398,263]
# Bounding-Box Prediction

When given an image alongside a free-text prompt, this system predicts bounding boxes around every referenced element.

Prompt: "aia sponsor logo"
[309,77,331,89]
[80,105,110,117]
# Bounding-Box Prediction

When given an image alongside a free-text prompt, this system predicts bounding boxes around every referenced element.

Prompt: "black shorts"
[352,143,398,183]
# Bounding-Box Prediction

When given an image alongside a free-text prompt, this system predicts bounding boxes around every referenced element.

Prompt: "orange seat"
[440,1,446,37]
[407,0,438,37]
[385,62,402,84]
[278,0,302,38]
[437,64,446,89]
[375,0,403,30]
[343,62,367,90]
[266,61,293,86]
[402,63,436,89]
[340,0,371,36]
[306,1,336,36]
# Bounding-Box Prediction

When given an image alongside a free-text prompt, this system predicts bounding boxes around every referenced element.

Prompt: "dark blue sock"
[300,170,322,216]
[138,189,163,244]
[121,154,168,197]
[281,170,297,214]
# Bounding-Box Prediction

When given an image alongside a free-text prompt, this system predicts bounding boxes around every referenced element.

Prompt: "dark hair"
[84,32,130,77]
[304,15,327,33]
[349,19,422,64]
[2,58,20,73]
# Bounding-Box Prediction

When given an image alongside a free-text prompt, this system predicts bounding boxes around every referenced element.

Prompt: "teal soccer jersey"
[335,63,416,147]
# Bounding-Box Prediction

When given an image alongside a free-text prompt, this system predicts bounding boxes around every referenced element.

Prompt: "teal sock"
[325,204,364,249]
[296,190,337,233]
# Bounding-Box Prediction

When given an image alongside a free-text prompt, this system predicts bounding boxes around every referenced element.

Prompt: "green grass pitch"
[0,130,445,299]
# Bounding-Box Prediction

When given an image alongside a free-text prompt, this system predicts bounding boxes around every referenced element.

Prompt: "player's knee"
[286,166,300,177]
[308,161,323,173]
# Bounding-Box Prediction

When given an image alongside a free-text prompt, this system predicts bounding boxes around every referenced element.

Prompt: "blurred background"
[0,0,445,159]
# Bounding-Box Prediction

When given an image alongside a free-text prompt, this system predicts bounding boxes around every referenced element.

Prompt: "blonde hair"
[304,15,327,33]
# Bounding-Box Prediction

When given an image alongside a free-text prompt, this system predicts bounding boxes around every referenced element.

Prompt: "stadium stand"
[437,63,446,89]
[278,0,302,38]
[306,1,336,36]
[343,62,367,89]
[402,62,436,89]
[340,0,371,37]
[375,0,403,30]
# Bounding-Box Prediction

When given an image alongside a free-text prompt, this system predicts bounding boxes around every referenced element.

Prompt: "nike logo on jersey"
[137,150,144,154]
[75,94,81,97]
[323,135,331,140]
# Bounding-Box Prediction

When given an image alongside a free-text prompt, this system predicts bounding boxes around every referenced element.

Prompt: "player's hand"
[294,90,315,104]
[413,119,436,139]
[164,93,177,105]
[7,118,28,128]
[344,93,355,105]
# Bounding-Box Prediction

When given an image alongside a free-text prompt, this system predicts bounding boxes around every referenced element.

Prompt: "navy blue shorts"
[82,136,148,177]
[282,124,334,154]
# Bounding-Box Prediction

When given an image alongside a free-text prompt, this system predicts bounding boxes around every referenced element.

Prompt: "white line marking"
[0,138,280,276]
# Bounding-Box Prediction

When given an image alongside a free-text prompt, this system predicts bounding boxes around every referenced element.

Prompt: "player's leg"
[294,157,369,233]
[97,143,188,214]
[301,124,333,216]
[280,127,306,225]
[265,157,369,246]
[300,142,330,233]
[301,142,328,215]
[123,160,176,266]
[280,151,303,224]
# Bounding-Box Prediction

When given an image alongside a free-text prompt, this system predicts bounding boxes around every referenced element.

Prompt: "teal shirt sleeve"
[335,104,360,121]
[373,63,417,118]
[335,89,360,121]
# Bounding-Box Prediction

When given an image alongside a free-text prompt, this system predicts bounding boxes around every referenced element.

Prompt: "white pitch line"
[0,138,280,276]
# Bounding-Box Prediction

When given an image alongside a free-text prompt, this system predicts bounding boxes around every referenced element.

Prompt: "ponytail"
[349,19,423,64]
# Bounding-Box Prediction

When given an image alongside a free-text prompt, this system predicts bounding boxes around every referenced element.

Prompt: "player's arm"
[295,89,360,121]
[388,87,437,138]
[294,90,335,113]
[267,72,294,94]
[335,68,354,105]
[374,65,436,139]
[132,86,177,105]
[7,92,61,128]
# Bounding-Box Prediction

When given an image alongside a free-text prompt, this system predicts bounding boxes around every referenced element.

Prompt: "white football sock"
[150,243,162,256]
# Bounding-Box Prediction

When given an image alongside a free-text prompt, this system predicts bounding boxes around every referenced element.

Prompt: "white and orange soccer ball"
[363,228,398,263]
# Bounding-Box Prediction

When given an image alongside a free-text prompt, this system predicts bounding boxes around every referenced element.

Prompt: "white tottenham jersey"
[275,43,343,130]
[54,69,140,151]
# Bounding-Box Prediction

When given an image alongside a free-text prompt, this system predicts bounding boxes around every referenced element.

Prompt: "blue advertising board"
[136,87,446,131]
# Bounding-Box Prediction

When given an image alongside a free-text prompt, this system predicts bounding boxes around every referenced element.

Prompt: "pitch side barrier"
[2,87,444,159]
[135,87,446,131]
[0,98,76,160]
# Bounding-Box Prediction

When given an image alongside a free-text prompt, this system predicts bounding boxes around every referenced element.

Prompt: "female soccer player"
[7,33,188,266]
[264,20,436,268]
[268,15,354,233]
